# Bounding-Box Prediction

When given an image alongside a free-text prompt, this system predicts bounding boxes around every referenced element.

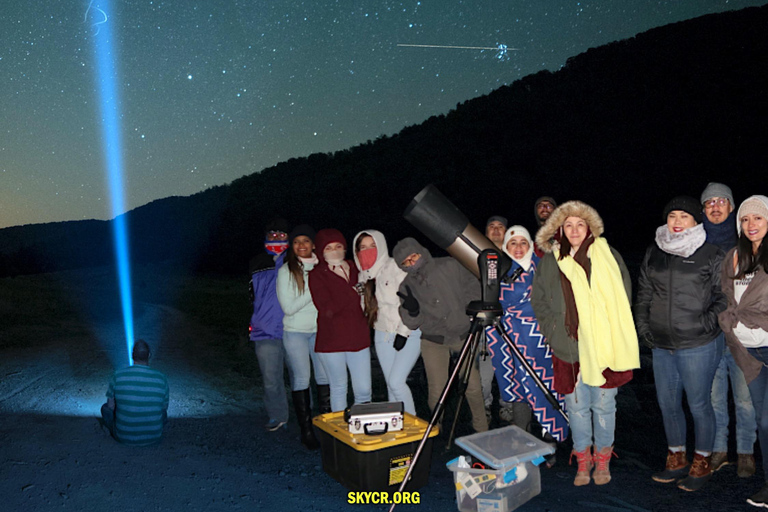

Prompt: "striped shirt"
[106,364,169,446]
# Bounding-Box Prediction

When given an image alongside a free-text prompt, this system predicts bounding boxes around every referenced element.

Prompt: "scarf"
[703,211,738,252]
[554,237,641,387]
[655,223,707,258]
[330,260,350,282]
[299,253,319,267]
[559,236,593,341]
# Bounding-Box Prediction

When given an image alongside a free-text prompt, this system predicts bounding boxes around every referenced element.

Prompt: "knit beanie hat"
[264,217,290,235]
[289,224,316,245]
[314,228,347,253]
[486,215,508,229]
[700,182,734,207]
[663,196,702,224]
[736,195,768,235]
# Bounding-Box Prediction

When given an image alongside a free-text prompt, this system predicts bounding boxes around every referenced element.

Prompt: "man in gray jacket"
[393,238,487,433]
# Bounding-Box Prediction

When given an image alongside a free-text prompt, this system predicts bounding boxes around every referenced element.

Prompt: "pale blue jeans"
[253,338,289,423]
[316,348,372,412]
[711,342,757,454]
[374,329,421,415]
[282,331,329,391]
[564,378,618,452]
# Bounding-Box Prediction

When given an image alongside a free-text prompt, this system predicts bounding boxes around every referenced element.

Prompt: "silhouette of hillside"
[1,5,766,277]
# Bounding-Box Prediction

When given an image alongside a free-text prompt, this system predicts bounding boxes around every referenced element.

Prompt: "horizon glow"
[90,0,135,365]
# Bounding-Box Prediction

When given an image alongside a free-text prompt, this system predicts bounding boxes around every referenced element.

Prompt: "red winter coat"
[309,259,370,353]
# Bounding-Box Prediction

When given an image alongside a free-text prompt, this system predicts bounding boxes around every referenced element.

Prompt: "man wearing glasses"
[701,182,757,478]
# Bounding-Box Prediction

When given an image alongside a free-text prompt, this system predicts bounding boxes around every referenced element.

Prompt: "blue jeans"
[564,378,617,452]
[711,343,757,454]
[374,329,421,415]
[282,331,329,391]
[747,348,768,480]
[653,336,723,452]
[253,338,289,423]
[316,348,372,412]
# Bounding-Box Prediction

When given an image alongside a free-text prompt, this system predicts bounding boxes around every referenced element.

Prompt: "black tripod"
[389,274,568,512]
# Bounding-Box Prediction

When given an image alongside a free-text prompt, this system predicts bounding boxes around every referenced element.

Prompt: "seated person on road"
[100,339,169,446]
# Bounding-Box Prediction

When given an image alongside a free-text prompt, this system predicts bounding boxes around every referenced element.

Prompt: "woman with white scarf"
[635,195,726,492]
[353,230,421,416]
[485,225,569,453]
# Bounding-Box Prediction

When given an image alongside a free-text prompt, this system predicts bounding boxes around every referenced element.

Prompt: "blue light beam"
[89,0,135,365]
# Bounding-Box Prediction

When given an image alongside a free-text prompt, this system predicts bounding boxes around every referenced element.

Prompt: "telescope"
[403,184,512,303]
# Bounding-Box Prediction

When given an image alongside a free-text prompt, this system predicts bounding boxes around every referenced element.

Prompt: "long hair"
[356,233,378,328]
[284,246,306,293]
[731,233,768,279]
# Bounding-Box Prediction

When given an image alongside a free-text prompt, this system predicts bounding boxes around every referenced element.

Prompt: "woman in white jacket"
[353,230,421,416]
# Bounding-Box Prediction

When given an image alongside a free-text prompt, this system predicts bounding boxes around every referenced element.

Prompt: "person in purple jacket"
[249,217,290,432]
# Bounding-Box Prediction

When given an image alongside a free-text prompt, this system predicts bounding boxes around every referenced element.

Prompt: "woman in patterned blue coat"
[486,225,569,445]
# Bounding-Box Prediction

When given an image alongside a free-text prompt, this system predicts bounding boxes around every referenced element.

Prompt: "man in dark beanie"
[534,197,557,227]
[101,339,169,445]
[533,197,557,257]
[699,183,757,478]
[249,217,290,432]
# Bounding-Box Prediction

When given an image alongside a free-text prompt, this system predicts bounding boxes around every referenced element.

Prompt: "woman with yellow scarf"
[532,201,640,487]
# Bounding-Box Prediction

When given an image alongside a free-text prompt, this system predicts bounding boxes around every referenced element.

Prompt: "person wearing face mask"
[635,196,727,492]
[249,217,291,433]
[308,229,372,413]
[276,224,329,449]
[392,237,488,433]
[352,230,422,416]
[532,201,639,487]
[718,195,768,508]
[485,226,569,456]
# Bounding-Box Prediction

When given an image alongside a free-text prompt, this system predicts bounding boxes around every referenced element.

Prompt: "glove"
[396,285,420,317]
[393,334,407,351]
[640,332,656,350]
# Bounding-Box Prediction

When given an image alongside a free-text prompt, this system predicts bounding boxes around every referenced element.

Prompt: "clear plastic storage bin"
[447,425,555,512]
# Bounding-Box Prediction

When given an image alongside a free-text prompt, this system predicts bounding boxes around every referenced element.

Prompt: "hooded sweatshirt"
[352,230,411,336]
[392,238,479,347]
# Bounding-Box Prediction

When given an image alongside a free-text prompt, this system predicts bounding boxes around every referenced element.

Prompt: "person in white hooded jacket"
[353,230,422,416]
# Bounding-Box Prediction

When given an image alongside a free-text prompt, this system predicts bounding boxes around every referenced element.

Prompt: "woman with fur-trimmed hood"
[532,200,640,487]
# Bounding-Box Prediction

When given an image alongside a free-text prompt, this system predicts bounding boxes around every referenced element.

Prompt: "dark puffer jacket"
[634,243,726,350]
[392,238,479,348]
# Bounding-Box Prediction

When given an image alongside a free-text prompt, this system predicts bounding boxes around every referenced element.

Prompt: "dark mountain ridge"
[1,5,766,277]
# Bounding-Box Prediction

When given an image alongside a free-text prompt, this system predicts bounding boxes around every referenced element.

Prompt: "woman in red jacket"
[308,229,372,412]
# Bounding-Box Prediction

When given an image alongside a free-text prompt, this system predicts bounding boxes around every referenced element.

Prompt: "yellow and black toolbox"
[313,410,439,491]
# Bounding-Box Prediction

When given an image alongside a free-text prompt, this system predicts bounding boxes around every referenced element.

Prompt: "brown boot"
[710,451,729,472]
[593,446,616,485]
[738,454,756,478]
[651,450,689,483]
[570,446,593,486]
[677,453,712,492]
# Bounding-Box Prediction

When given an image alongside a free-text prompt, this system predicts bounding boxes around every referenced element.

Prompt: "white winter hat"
[736,195,768,235]
[502,225,534,270]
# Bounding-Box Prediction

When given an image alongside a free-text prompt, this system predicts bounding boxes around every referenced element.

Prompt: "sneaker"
[747,483,768,508]
[652,450,689,483]
[710,451,729,472]
[739,454,757,479]
[677,453,712,492]
[265,419,287,431]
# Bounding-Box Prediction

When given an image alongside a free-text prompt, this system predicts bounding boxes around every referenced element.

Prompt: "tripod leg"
[445,329,482,450]
[389,318,485,512]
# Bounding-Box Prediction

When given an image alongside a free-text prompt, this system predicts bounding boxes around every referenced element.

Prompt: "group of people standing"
[247,184,768,508]
[634,184,768,507]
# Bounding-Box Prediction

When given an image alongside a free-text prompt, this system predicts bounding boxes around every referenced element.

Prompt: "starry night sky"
[0,0,764,229]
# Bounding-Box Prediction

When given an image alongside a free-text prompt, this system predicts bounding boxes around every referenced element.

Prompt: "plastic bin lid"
[455,425,555,470]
